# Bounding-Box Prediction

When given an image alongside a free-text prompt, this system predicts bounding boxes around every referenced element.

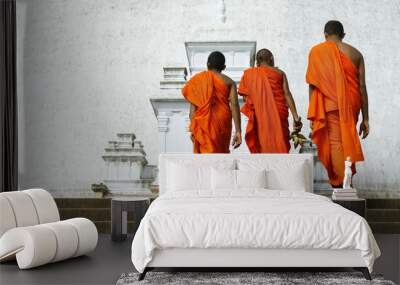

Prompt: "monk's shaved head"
[207,51,226,72]
[324,20,345,39]
[256,49,274,66]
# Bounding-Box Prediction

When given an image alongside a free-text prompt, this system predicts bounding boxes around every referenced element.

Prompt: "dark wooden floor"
[1,234,399,285]
[0,235,134,285]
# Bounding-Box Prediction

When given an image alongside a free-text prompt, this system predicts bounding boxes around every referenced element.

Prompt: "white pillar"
[157,111,170,153]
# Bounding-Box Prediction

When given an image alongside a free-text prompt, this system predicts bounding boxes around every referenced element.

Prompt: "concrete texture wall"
[16,0,400,193]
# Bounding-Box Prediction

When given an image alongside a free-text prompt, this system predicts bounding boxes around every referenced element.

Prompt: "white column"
[157,111,170,153]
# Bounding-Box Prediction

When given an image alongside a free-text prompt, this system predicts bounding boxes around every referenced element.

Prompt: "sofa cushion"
[64,218,98,257]
[42,221,79,262]
[0,196,17,237]
[0,192,39,227]
[24,189,60,224]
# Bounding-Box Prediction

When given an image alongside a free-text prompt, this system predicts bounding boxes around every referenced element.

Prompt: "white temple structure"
[102,133,156,196]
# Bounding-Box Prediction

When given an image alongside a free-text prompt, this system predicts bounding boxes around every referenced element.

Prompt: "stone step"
[55,197,400,209]
[60,208,110,221]
[366,199,400,209]
[367,209,400,223]
[94,221,137,234]
[54,198,400,234]
[369,222,400,234]
[59,208,136,221]
[55,198,111,209]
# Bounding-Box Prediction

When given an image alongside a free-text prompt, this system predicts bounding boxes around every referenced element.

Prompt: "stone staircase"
[55,198,136,234]
[367,199,400,234]
[55,197,400,234]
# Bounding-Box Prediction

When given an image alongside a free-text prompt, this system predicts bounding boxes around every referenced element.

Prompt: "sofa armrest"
[0,226,57,268]
[0,218,98,269]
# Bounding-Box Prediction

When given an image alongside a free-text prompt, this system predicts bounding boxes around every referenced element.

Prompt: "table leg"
[112,200,123,242]
[121,210,127,240]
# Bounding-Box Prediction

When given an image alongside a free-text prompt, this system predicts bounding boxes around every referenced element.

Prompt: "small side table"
[111,197,150,242]
[332,198,366,218]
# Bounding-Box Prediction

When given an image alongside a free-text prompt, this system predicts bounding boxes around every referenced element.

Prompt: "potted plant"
[91,183,109,198]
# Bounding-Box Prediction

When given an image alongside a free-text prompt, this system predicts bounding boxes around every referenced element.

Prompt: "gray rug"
[116,272,396,285]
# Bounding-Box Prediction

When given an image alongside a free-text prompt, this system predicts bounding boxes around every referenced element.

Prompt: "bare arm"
[282,73,302,132]
[283,73,300,122]
[189,103,196,120]
[358,55,369,139]
[308,85,315,131]
[188,103,196,142]
[229,82,242,148]
[309,85,314,102]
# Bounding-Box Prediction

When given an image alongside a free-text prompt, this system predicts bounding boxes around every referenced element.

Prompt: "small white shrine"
[102,133,156,196]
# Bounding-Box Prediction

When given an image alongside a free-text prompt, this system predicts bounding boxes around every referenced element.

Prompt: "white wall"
[17,0,400,193]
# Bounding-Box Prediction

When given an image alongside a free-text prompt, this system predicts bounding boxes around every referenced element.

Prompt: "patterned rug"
[116,271,396,285]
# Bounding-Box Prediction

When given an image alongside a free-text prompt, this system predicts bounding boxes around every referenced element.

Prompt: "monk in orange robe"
[182,51,242,153]
[307,20,370,187]
[238,49,302,153]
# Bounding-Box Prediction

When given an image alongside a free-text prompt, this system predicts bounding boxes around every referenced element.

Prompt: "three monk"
[182,22,370,188]
[182,51,242,153]
[238,49,302,153]
[307,20,369,187]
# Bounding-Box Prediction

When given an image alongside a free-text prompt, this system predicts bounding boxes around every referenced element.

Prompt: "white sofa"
[0,189,98,269]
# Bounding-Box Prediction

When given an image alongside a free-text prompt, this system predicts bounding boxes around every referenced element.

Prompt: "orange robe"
[182,71,232,153]
[238,66,290,153]
[306,41,364,186]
